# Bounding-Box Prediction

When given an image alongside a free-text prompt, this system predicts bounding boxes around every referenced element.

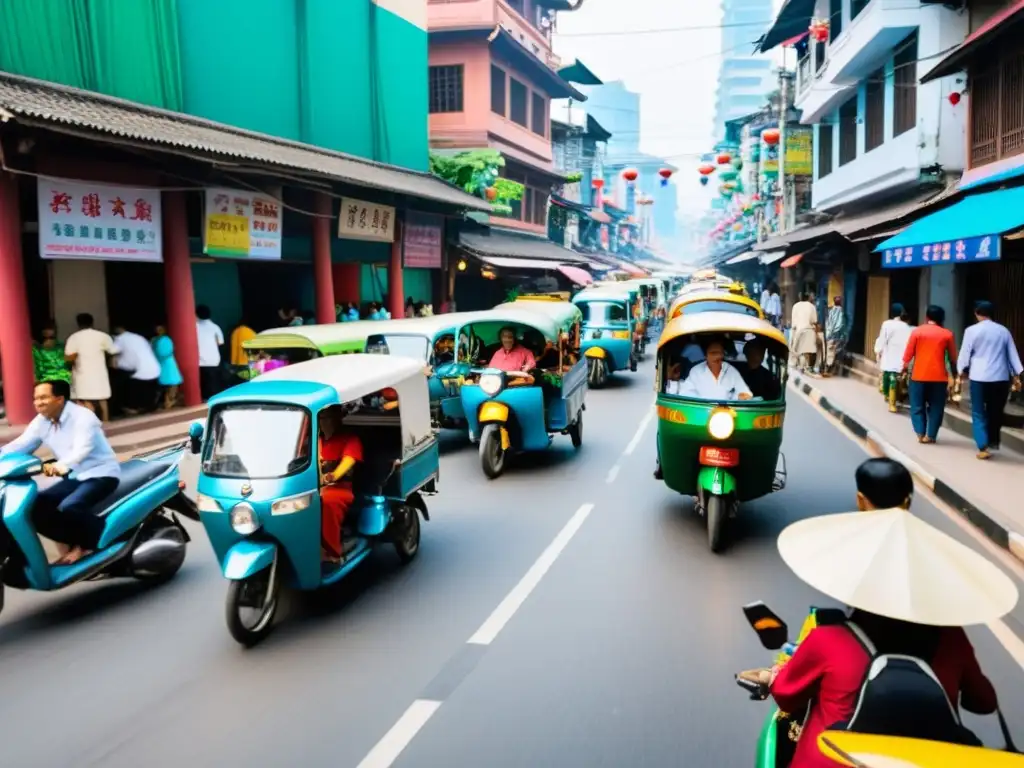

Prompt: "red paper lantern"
[698,163,716,176]
[948,91,961,106]
[592,178,604,189]
[622,168,639,181]
[716,153,731,165]
[658,168,673,180]
[762,128,780,146]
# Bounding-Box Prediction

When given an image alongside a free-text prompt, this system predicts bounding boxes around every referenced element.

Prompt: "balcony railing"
[798,54,812,96]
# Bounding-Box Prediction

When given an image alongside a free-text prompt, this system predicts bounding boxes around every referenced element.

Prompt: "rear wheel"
[588,358,607,387]
[225,566,278,647]
[707,494,729,554]
[479,423,506,479]
[568,412,583,449]
[391,503,421,564]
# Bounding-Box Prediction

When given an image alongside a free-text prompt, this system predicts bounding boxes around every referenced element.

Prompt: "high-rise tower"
[714,0,776,141]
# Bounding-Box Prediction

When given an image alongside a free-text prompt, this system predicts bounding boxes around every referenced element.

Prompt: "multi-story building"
[426,0,585,236]
[714,0,777,141]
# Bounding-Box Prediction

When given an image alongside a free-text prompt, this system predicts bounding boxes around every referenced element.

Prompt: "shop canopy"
[921,0,1024,83]
[558,265,593,285]
[780,253,804,268]
[757,0,815,53]
[873,186,1024,268]
[725,251,758,265]
[458,230,589,264]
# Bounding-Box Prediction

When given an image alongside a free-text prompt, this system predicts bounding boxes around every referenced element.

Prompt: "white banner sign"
[37,177,162,262]
[203,187,283,260]
[338,197,396,243]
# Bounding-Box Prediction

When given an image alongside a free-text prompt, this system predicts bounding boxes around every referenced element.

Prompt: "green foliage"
[429,149,524,212]
[564,171,583,183]
[492,178,524,202]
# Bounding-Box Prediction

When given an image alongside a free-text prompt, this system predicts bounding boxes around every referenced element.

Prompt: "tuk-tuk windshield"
[367,334,430,361]
[203,403,312,479]
[579,301,629,325]
[680,301,761,318]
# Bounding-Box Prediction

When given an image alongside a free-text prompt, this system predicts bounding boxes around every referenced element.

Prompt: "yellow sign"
[657,404,687,424]
[785,129,813,176]
[205,213,249,255]
[753,413,785,429]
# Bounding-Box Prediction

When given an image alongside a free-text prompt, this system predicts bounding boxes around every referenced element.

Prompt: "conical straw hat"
[778,509,1018,626]
[818,731,1024,768]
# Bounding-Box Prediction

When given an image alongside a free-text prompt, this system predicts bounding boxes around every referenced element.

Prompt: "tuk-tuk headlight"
[708,409,735,440]
[229,502,261,535]
[196,493,222,513]
[271,493,312,516]
[479,373,504,396]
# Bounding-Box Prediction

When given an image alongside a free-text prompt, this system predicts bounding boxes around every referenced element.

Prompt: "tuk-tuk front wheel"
[587,358,608,387]
[225,566,279,647]
[479,423,506,479]
[706,494,730,554]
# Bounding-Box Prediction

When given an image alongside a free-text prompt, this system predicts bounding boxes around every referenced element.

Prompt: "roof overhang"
[489,28,586,100]
[558,60,603,86]
[921,0,1024,83]
[757,0,816,53]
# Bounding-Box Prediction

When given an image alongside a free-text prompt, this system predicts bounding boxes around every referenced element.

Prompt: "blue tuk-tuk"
[571,286,638,387]
[192,354,438,645]
[450,306,588,479]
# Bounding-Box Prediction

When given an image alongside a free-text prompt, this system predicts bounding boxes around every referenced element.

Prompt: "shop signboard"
[402,212,443,269]
[338,198,396,243]
[785,128,813,176]
[203,187,283,259]
[882,235,1000,268]
[37,178,162,262]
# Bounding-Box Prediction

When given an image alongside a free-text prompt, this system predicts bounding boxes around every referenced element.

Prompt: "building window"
[428,65,463,114]
[970,45,1024,167]
[893,32,918,137]
[510,77,528,127]
[818,124,834,178]
[838,97,858,166]
[491,65,506,116]
[533,188,548,225]
[531,92,546,136]
[851,0,870,20]
[829,0,842,40]
[864,67,885,152]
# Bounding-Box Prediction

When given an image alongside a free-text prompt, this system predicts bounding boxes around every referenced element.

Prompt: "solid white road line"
[467,503,595,646]
[355,699,442,768]
[623,401,656,456]
[606,464,621,484]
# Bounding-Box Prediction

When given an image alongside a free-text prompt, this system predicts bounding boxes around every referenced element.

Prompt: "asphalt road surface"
[1,359,1022,767]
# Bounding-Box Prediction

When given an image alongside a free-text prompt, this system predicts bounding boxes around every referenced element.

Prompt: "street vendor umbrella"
[778,509,1018,626]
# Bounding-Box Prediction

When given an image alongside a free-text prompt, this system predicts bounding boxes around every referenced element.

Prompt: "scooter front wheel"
[225,567,278,647]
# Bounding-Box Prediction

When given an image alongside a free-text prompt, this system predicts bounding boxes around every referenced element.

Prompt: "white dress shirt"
[114,331,161,381]
[873,318,912,373]
[667,361,752,400]
[0,401,121,480]
[196,319,225,367]
[64,328,119,400]
[957,319,1023,382]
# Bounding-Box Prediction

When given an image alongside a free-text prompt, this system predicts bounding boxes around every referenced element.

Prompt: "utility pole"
[777,49,788,234]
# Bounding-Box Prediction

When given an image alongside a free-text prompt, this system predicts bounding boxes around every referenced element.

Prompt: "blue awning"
[873,187,1024,268]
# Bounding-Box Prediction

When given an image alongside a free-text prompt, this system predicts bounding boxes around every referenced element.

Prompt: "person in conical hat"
[763,458,1018,768]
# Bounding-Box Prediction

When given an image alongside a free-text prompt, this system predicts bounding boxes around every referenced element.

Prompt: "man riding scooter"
[739,457,1018,767]
[0,379,121,565]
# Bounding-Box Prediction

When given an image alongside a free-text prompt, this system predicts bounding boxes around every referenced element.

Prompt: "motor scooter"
[0,427,202,615]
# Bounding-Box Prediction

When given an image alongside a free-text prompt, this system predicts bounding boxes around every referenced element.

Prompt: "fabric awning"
[558,265,593,285]
[921,0,1024,83]
[757,0,816,52]
[780,253,804,268]
[477,255,561,270]
[725,251,758,265]
[875,187,1024,251]
[587,261,613,271]
[759,250,787,264]
[458,230,587,263]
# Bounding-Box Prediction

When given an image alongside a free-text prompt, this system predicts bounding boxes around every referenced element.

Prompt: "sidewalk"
[0,405,206,459]
[790,371,1024,565]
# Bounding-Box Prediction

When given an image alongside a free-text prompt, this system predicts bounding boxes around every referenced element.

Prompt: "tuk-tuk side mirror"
[742,601,789,650]
[188,421,204,455]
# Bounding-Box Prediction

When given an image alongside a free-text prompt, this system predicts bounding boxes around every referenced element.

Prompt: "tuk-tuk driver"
[489,326,536,372]
[318,406,363,562]
[666,339,752,401]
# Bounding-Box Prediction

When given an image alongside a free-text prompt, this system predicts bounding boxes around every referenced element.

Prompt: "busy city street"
[2,359,1022,767]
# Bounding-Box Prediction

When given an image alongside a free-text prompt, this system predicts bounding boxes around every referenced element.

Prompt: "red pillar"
[162,191,201,407]
[313,193,336,325]
[388,215,404,319]
[0,174,35,425]
[331,263,359,304]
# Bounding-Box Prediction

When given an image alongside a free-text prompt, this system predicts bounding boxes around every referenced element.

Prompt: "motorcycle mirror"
[742,601,788,650]
[188,421,204,455]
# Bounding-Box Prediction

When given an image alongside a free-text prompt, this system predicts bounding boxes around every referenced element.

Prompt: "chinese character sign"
[882,235,1001,269]
[337,198,396,243]
[37,178,162,262]
[402,212,443,269]
[203,187,282,259]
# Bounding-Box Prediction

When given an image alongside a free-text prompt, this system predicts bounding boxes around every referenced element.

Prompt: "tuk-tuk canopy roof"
[572,287,633,304]
[460,306,567,341]
[658,311,787,351]
[363,311,496,339]
[243,322,376,353]
[494,299,582,329]
[255,353,425,400]
[578,283,639,300]
[668,290,764,320]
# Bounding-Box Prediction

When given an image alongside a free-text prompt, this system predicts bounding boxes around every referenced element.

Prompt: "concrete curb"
[791,373,1024,565]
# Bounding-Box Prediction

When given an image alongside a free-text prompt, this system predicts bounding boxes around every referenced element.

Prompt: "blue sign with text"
[882,235,1001,269]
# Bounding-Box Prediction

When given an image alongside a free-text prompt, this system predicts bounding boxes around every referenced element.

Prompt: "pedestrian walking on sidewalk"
[957,301,1023,460]
[903,305,957,444]
[196,305,225,402]
[790,293,818,372]
[151,324,183,410]
[824,296,847,376]
[873,303,912,413]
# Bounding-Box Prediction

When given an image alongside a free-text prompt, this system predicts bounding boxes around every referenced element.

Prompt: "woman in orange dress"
[318,408,363,561]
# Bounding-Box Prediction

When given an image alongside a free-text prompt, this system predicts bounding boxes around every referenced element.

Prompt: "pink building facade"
[427,0,584,235]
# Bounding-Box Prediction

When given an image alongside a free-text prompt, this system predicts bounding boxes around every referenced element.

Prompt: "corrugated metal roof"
[458,230,588,263]
[0,72,490,211]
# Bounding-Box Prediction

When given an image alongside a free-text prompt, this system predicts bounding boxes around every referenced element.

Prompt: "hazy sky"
[554,0,785,220]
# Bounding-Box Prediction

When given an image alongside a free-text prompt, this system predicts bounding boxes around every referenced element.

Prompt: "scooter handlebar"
[734,671,771,701]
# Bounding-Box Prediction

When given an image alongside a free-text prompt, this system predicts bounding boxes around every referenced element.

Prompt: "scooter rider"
[751,458,1011,767]
[0,379,121,565]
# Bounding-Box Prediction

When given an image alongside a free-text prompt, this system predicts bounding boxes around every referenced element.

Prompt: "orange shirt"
[319,432,363,488]
[903,323,957,382]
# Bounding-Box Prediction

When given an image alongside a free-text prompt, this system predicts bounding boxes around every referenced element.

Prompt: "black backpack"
[835,622,983,747]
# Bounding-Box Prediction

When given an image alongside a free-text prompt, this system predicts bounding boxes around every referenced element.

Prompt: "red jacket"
[770,624,996,768]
